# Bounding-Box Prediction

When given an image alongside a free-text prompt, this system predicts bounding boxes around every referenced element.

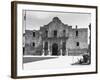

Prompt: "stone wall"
[67,28,88,49]
[24,30,42,55]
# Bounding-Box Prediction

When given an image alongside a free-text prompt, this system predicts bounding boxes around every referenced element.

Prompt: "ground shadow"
[23,57,58,63]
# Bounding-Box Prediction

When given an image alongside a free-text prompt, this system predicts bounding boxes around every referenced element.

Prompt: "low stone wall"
[68,48,88,56]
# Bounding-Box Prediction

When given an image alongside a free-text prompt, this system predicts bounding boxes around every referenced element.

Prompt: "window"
[76,30,78,36]
[63,30,66,33]
[45,30,48,37]
[33,32,35,37]
[33,42,35,47]
[63,30,66,36]
[76,42,79,46]
[54,30,57,37]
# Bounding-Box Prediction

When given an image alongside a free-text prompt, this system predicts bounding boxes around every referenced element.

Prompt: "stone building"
[24,17,88,56]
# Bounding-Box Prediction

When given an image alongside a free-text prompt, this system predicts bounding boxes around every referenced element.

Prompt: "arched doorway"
[52,43,58,55]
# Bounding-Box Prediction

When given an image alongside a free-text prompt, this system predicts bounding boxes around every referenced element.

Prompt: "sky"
[23,10,91,30]
[23,10,91,44]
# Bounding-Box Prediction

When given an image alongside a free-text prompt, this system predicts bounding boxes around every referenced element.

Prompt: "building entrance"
[52,43,58,55]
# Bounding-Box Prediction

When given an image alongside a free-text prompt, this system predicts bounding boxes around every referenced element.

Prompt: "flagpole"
[24,10,26,31]
[23,10,26,55]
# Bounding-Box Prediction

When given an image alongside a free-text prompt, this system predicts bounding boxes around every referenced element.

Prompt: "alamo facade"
[23,17,89,56]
